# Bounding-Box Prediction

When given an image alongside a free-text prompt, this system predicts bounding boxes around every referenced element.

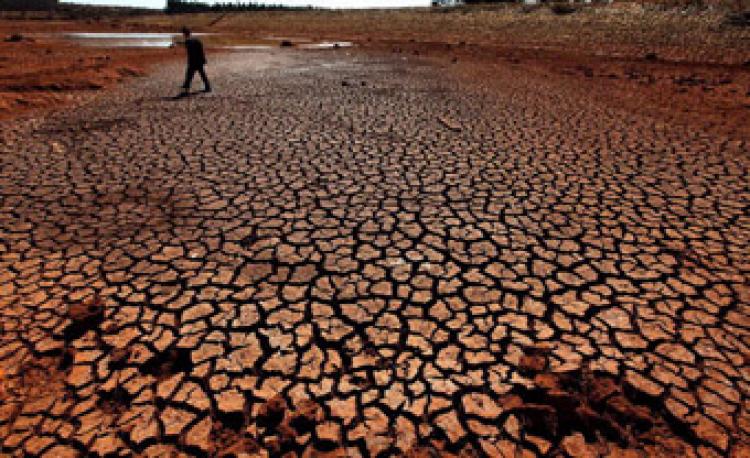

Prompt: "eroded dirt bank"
[0,20,179,120]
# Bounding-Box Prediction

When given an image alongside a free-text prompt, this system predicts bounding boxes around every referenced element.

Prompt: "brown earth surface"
[0,20,179,120]
[131,2,750,142]
[2,3,750,137]
[1,3,749,458]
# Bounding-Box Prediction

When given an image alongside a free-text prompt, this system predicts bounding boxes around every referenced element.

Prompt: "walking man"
[181,27,211,94]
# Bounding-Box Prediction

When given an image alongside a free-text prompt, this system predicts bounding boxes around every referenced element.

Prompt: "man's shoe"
[203,87,212,93]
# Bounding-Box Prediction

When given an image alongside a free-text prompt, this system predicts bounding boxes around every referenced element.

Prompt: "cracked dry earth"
[0,48,749,458]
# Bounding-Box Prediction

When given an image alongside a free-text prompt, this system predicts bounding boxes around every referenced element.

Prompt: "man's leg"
[198,66,211,92]
[182,66,196,92]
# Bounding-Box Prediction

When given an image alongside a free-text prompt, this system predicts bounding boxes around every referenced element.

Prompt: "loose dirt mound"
[0,34,175,120]
[499,347,699,456]
[64,295,104,341]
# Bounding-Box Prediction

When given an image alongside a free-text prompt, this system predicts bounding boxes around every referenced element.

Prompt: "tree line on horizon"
[0,0,58,11]
[166,0,520,14]
[166,0,314,13]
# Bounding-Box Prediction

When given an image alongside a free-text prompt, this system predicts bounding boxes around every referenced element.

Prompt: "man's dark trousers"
[183,65,210,92]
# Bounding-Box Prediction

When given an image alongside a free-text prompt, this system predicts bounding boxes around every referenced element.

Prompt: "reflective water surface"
[32,32,354,50]
[62,32,180,48]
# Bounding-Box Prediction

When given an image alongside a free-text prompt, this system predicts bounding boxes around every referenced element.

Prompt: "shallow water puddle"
[298,41,354,50]
[61,32,181,48]
[221,45,274,51]
[38,33,353,51]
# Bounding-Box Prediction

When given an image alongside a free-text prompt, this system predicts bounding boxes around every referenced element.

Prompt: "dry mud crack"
[0,50,749,457]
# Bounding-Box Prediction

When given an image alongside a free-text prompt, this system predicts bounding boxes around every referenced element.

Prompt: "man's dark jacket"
[185,38,207,67]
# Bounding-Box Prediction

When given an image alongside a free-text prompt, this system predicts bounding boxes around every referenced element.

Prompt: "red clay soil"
[0,21,179,120]
[360,39,750,142]
[3,3,750,142]
[0,8,749,457]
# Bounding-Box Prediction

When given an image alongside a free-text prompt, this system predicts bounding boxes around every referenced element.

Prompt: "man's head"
[182,27,191,39]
